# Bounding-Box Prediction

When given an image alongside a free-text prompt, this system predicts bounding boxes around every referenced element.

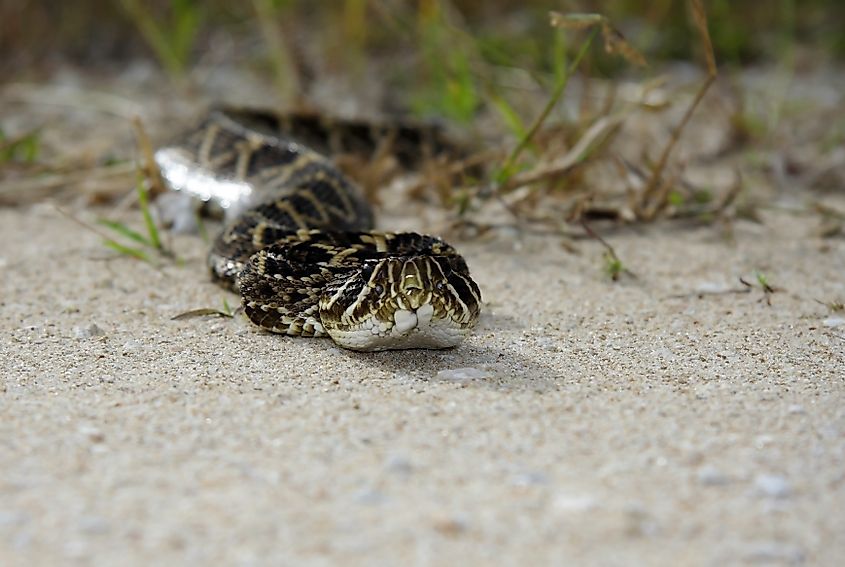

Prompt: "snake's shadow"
[338,340,564,392]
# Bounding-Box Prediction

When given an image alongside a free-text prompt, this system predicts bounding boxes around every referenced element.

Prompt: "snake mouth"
[322,301,470,351]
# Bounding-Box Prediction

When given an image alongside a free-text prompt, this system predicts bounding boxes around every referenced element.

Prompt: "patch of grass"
[754,271,774,293]
[136,172,162,250]
[251,0,300,105]
[581,221,636,282]
[410,3,480,123]
[98,174,172,264]
[494,20,600,187]
[119,0,203,84]
[473,10,648,213]
[603,251,625,281]
[0,128,41,163]
[739,271,779,305]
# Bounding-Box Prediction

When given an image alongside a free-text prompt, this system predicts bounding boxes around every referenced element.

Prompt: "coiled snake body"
[155,109,481,351]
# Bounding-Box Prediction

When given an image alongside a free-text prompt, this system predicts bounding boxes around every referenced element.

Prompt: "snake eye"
[435,281,446,292]
[373,284,384,294]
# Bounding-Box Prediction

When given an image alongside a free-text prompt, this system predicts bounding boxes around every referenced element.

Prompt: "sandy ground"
[1,197,843,566]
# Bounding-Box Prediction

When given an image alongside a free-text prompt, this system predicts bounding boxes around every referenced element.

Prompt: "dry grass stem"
[637,0,717,220]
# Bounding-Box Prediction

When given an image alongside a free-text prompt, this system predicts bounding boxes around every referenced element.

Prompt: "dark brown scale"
[214,107,464,170]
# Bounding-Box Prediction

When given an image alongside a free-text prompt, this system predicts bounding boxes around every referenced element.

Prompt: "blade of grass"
[222,297,234,316]
[251,0,301,106]
[119,0,201,84]
[97,219,152,246]
[102,239,152,262]
[488,89,528,140]
[497,26,599,186]
[135,173,162,251]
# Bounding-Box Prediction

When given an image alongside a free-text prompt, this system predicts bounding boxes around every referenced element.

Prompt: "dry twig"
[636,0,717,220]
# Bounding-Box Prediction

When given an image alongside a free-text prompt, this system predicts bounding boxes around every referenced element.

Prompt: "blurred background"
[5,1,845,81]
[1,0,844,230]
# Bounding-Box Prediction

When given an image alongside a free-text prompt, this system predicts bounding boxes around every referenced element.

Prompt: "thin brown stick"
[0,162,136,197]
[667,286,752,299]
[54,205,126,243]
[637,0,717,220]
[131,116,166,196]
[580,220,637,280]
[496,112,626,194]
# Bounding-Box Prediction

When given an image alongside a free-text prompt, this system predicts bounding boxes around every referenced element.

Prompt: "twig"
[581,220,636,280]
[739,274,780,306]
[55,205,124,243]
[498,27,599,182]
[131,116,166,196]
[667,286,752,299]
[172,308,235,321]
[1,83,144,119]
[0,162,136,198]
[637,0,717,220]
[496,113,626,195]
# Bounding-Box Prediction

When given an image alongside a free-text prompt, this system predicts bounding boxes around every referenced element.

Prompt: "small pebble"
[697,465,731,486]
[431,515,468,536]
[352,487,386,505]
[0,510,28,527]
[743,541,805,563]
[74,323,105,339]
[78,515,110,534]
[553,492,599,512]
[122,340,142,353]
[696,282,732,294]
[822,317,845,328]
[534,336,558,351]
[78,425,105,444]
[753,474,791,498]
[384,455,413,476]
[434,367,491,383]
[511,471,549,487]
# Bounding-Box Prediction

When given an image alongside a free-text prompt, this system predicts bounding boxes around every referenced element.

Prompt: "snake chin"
[322,301,471,352]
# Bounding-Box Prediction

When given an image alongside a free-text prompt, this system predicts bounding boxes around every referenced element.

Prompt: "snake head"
[318,255,481,351]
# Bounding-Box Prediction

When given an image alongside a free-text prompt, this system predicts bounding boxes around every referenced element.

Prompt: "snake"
[154,108,481,351]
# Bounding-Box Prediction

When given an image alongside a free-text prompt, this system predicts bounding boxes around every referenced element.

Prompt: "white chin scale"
[326,303,468,351]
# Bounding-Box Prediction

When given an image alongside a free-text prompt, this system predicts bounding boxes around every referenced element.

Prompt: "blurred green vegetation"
[2,1,843,110]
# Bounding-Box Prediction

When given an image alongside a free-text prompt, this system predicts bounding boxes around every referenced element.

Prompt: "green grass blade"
[0,129,41,164]
[488,90,528,140]
[501,27,599,178]
[102,239,151,262]
[136,176,162,250]
[98,219,152,246]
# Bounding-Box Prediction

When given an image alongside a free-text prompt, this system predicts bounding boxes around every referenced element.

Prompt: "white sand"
[1,202,843,565]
